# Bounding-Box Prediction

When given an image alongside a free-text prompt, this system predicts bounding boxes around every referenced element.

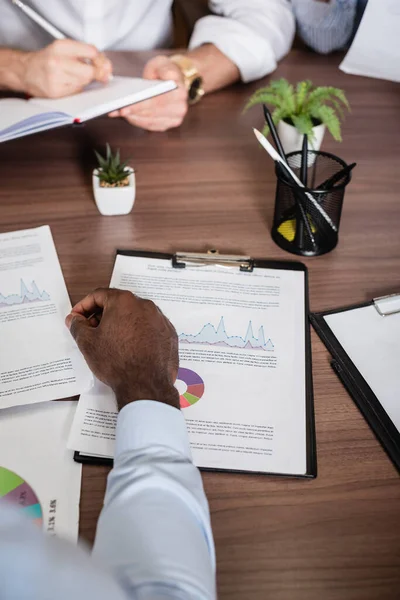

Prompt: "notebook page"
[0,99,70,142]
[30,77,177,122]
[325,305,400,431]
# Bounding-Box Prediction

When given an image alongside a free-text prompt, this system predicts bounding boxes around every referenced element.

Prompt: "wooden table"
[1,50,399,600]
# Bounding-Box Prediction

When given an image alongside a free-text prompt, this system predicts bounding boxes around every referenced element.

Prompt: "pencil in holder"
[271,150,352,257]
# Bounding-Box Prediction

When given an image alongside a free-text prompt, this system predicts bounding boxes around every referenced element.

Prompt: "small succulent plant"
[94,144,131,187]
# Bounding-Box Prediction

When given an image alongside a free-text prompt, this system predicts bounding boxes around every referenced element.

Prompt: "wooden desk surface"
[1,50,399,600]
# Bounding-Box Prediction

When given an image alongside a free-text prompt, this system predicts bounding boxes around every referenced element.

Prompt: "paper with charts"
[68,254,308,476]
[0,400,81,542]
[0,226,91,409]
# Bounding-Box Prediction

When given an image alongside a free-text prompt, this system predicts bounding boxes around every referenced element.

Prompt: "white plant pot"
[93,167,135,216]
[277,120,326,156]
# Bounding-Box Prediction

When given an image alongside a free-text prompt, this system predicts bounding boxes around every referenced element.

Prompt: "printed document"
[69,255,308,476]
[340,0,400,82]
[0,400,81,542]
[0,226,91,409]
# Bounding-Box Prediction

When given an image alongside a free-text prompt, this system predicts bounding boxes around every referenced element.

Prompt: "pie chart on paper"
[0,467,43,527]
[176,368,205,408]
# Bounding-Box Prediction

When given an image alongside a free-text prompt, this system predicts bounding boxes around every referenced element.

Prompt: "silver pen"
[12,0,66,40]
[11,0,113,79]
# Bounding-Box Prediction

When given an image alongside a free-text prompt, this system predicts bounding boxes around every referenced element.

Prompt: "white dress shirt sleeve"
[188,0,295,82]
[93,400,216,600]
[0,401,216,600]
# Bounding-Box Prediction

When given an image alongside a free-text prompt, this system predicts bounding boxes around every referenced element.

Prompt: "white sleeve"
[93,400,216,600]
[0,502,128,600]
[188,0,295,82]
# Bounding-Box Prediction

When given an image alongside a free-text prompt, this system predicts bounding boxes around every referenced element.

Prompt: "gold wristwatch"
[170,54,204,105]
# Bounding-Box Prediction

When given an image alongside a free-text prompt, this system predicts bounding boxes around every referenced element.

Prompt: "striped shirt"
[292,0,368,54]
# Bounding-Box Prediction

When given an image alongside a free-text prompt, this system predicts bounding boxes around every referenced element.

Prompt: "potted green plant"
[245,78,350,155]
[93,144,135,216]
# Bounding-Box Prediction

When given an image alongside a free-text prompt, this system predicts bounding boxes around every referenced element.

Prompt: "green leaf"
[306,87,350,112]
[310,105,342,141]
[94,150,107,168]
[291,114,314,137]
[295,80,312,113]
[243,92,282,112]
[95,144,129,184]
[269,79,296,114]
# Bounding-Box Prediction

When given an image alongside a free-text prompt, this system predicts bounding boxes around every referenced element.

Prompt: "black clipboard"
[74,249,317,479]
[311,300,400,473]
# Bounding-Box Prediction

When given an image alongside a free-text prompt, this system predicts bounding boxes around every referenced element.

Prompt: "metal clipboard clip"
[172,249,254,272]
[373,293,400,317]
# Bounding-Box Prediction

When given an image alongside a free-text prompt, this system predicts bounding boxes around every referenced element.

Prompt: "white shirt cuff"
[115,400,192,460]
[189,15,277,82]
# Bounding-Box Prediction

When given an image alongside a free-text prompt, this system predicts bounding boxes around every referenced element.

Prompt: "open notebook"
[0,76,176,143]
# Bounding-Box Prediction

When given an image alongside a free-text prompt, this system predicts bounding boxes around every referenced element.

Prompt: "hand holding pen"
[11,0,112,98]
[18,40,112,98]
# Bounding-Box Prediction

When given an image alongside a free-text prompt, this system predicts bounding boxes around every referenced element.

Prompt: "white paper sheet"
[0,226,92,409]
[0,400,81,542]
[325,305,400,432]
[340,0,400,82]
[69,255,308,476]
[31,77,177,122]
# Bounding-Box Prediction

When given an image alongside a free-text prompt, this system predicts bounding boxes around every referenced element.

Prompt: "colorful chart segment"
[0,467,43,527]
[177,368,205,408]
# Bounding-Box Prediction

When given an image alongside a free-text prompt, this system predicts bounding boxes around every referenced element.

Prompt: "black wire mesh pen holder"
[271,150,352,257]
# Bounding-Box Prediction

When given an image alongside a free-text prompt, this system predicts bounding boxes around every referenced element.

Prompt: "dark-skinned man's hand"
[65,288,180,410]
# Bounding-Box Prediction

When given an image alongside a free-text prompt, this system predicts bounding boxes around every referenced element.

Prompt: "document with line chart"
[69,253,315,478]
[0,226,91,409]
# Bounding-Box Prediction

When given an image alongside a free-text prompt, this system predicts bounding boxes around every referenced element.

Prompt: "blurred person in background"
[292,0,368,54]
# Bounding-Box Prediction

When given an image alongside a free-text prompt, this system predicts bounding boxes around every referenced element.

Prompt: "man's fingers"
[70,288,113,317]
[156,64,184,84]
[119,87,187,118]
[63,58,95,85]
[123,113,184,131]
[143,56,184,84]
[50,39,99,60]
[93,54,113,82]
[142,56,171,80]
[66,312,93,343]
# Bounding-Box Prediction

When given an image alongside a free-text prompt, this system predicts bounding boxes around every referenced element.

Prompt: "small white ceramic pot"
[277,120,326,156]
[92,167,135,216]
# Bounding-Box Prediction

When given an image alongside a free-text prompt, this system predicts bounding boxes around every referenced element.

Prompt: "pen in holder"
[271,150,353,257]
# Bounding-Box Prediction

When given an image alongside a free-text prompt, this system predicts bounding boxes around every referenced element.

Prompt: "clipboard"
[74,249,317,479]
[310,295,400,473]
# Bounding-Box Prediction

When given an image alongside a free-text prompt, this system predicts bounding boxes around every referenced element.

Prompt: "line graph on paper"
[178,317,274,351]
[0,279,50,309]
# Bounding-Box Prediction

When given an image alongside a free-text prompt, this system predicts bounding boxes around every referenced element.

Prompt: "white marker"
[12,0,66,39]
[253,128,337,233]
